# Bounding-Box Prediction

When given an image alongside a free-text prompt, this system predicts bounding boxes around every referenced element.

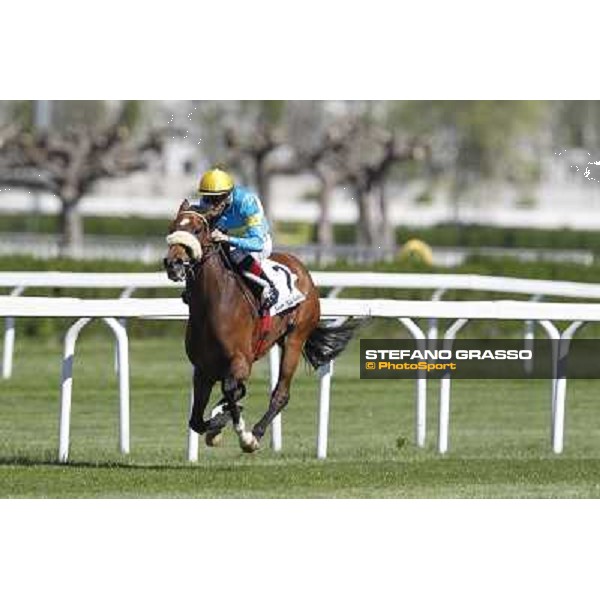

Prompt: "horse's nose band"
[166,230,202,261]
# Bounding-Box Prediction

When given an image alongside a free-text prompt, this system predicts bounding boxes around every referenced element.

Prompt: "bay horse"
[163,199,356,452]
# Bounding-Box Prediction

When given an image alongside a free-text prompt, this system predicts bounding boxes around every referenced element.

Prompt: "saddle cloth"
[262,258,306,316]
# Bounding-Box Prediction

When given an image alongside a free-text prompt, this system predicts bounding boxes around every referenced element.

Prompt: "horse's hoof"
[239,431,260,453]
[205,430,224,447]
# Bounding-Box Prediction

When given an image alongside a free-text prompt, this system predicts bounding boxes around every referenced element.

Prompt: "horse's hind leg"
[189,367,215,435]
[251,336,303,443]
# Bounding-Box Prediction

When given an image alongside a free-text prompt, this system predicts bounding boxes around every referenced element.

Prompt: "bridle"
[165,211,218,280]
[165,209,258,316]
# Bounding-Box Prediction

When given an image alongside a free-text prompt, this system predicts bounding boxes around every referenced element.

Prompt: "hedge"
[2,214,600,252]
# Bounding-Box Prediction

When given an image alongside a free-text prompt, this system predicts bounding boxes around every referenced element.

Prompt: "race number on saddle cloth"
[260,259,305,315]
[193,168,305,315]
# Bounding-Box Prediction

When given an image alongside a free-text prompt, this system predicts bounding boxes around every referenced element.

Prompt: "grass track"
[1,332,600,498]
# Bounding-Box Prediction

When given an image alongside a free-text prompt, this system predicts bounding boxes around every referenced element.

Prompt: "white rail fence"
[1,295,599,463]
[5,270,600,452]
[5,271,600,457]
[6,270,600,382]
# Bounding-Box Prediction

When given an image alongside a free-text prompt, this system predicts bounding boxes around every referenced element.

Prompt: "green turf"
[1,331,600,498]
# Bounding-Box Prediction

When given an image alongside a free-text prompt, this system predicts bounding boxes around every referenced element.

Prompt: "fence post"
[269,345,282,452]
[317,360,334,459]
[539,320,560,446]
[103,317,131,455]
[552,321,584,454]
[114,286,136,373]
[399,317,427,448]
[438,318,468,454]
[2,286,25,379]
[187,368,199,462]
[58,317,92,463]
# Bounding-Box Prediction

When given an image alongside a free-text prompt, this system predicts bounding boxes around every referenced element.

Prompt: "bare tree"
[323,117,428,249]
[196,100,428,249]
[224,122,283,220]
[0,102,163,254]
[356,133,427,248]
[294,121,354,247]
[287,101,429,249]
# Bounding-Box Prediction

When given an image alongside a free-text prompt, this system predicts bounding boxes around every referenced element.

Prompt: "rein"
[185,241,220,278]
[168,210,260,319]
[218,244,260,319]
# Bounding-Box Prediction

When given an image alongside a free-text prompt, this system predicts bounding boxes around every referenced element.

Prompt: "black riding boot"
[236,255,279,312]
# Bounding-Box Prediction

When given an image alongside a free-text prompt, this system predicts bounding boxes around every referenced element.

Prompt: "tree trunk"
[255,158,272,223]
[316,174,334,247]
[378,183,395,251]
[59,200,84,257]
[356,187,378,246]
[582,101,599,150]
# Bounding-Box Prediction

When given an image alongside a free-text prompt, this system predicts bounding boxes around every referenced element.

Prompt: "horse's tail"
[302,318,362,369]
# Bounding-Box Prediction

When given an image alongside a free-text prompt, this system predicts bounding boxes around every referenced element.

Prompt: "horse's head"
[163,199,212,282]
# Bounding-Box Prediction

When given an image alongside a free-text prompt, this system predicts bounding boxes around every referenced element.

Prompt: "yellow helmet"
[197,168,235,196]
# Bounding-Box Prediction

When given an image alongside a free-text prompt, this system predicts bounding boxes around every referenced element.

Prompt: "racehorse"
[163,199,356,452]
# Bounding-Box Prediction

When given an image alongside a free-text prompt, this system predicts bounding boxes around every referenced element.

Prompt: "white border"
[1,1,598,99]
[0,501,597,599]
[1,0,598,597]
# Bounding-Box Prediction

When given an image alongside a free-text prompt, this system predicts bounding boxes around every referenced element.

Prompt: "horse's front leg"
[188,367,215,435]
[204,381,246,447]
[223,355,258,453]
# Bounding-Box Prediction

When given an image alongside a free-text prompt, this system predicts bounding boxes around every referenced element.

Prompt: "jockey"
[194,167,279,312]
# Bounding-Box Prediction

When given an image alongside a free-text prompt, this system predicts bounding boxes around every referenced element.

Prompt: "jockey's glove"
[211,229,229,243]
